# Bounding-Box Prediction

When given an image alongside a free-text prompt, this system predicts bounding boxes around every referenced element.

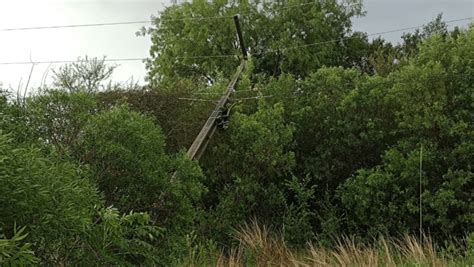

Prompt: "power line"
[177,97,218,103]
[231,95,274,101]
[0,2,357,32]
[258,17,474,54]
[0,4,285,32]
[176,55,237,59]
[266,2,321,11]
[0,57,147,65]
[260,1,359,12]
[0,16,235,32]
[0,21,152,32]
[193,88,268,95]
[0,54,245,65]
[0,16,472,65]
[162,15,234,22]
[366,17,473,38]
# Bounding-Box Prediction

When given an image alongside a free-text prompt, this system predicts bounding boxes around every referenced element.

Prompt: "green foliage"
[399,14,448,58]
[365,14,454,76]
[0,133,99,264]
[0,101,184,266]
[80,105,169,211]
[339,147,424,236]
[52,56,116,93]
[200,101,295,243]
[1,59,183,265]
[228,102,295,177]
[73,207,164,266]
[0,90,32,144]
[96,81,216,153]
[466,232,474,259]
[283,176,316,245]
[27,89,97,154]
[0,225,38,265]
[79,105,206,262]
[145,0,364,85]
[0,5,473,264]
[336,26,474,239]
[210,25,473,244]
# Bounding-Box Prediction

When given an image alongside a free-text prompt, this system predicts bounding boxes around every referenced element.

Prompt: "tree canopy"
[1,1,473,264]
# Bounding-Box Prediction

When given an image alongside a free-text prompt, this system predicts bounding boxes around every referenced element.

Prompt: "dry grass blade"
[234,220,295,266]
[305,244,332,266]
[211,223,457,267]
[378,236,396,266]
[396,234,447,266]
[217,247,244,267]
[331,236,379,267]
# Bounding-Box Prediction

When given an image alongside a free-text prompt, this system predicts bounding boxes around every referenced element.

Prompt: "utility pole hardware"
[185,14,248,161]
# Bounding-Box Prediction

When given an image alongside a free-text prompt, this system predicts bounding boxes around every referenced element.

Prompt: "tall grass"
[183,222,472,266]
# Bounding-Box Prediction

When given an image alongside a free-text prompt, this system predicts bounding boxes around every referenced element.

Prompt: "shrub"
[0,225,38,265]
[0,133,99,264]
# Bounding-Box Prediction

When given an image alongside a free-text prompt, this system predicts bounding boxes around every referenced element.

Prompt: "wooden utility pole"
[185,15,247,161]
[233,15,247,59]
[186,61,245,160]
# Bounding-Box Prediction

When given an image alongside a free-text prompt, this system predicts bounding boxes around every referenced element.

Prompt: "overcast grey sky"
[0,0,472,92]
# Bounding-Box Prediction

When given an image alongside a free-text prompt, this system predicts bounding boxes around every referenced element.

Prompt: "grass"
[181,221,474,266]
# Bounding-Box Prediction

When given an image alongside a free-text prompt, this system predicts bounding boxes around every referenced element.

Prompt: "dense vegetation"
[1,0,473,265]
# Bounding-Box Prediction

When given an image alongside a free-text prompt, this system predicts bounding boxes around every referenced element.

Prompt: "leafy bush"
[0,225,38,265]
[79,105,206,261]
[200,101,295,243]
[282,176,316,245]
[27,89,98,155]
[96,80,216,154]
[80,105,169,211]
[72,207,163,266]
[1,7,473,265]
[336,26,474,239]
[0,133,99,264]
[0,90,32,144]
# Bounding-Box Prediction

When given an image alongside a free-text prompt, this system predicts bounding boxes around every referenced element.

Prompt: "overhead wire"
[0,21,153,32]
[257,16,474,55]
[231,95,273,101]
[178,95,274,103]
[0,57,147,65]
[258,1,360,12]
[0,55,240,65]
[1,7,470,111]
[0,1,331,32]
[175,54,237,59]
[193,88,268,96]
[0,15,235,32]
[177,97,218,102]
[0,15,471,65]
[4,70,471,103]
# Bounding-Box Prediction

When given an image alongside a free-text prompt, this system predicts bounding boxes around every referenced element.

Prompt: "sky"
[0,0,472,93]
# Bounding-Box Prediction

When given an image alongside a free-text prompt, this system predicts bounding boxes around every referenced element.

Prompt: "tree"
[52,56,115,93]
[0,134,99,264]
[399,14,448,58]
[144,0,364,86]
[338,26,474,239]
[27,90,97,155]
[79,105,206,260]
[199,101,296,243]
[80,105,170,212]
[96,80,217,153]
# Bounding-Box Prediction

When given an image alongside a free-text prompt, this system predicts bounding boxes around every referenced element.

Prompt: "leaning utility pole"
[233,15,247,60]
[185,14,248,161]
